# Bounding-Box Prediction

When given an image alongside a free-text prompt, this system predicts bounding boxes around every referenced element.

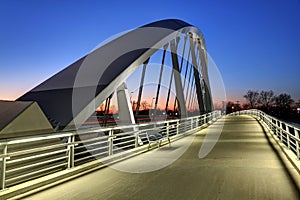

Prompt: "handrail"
[230,109,300,160]
[0,110,221,190]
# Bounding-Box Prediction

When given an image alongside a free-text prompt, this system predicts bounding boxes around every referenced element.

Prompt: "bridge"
[0,19,299,199]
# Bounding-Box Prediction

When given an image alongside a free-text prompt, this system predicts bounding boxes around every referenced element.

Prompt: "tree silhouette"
[275,93,294,109]
[243,90,259,108]
[258,90,275,111]
[296,99,300,108]
[242,90,299,124]
[141,100,149,110]
[226,101,235,113]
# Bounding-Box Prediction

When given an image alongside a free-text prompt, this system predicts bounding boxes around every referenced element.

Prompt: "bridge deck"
[25,115,299,200]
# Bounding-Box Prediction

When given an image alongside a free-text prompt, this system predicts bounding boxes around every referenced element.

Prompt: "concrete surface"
[21,115,300,200]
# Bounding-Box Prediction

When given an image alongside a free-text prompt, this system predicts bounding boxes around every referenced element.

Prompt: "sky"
[1,0,300,103]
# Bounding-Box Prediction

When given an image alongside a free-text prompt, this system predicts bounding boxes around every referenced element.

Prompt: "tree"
[275,93,294,109]
[242,103,250,110]
[243,90,259,108]
[141,100,149,110]
[226,101,235,114]
[258,90,275,110]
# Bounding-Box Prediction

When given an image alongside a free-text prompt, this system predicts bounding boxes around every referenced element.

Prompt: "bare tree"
[141,100,149,110]
[258,90,275,110]
[275,93,294,108]
[243,90,259,108]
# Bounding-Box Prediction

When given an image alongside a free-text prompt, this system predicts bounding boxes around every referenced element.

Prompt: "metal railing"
[0,110,221,190]
[230,109,300,160]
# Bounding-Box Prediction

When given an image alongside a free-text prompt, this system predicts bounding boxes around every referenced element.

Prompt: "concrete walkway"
[23,116,300,200]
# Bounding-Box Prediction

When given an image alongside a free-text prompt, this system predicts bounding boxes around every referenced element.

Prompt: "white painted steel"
[0,110,221,190]
[230,109,300,159]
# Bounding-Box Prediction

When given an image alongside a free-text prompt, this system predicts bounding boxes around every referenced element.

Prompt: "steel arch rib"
[18,19,211,130]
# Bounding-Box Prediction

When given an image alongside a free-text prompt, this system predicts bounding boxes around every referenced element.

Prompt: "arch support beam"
[189,34,205,114]
[170,39,187,118]
[17,19,213,130]
[197,40,213,112]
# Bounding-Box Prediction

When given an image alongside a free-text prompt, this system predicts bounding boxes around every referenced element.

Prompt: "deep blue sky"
[1,0,300,102]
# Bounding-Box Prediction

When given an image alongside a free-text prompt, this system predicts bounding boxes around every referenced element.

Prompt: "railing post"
[108,130,113,156]
[286,125,290,149]
[244,109,299,159]
[276,120,280,137]
[279,122,283,142]
[295,129,300,159]
[166,122,170,138]
[176,120,179,135]
[1,144,7,190]
[134,131,139,148]
[267,116,271,129]
[67,135,75,169]
[270,119,275,133]
[191,118,193,130]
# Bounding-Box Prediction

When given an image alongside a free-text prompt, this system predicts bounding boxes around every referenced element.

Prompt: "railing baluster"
[0,111,226,189]
[276,120,280,137]
[1,144,7,190]
[166,122,170,138]
[108,130,113,156]
[279,122,283,143]
[176,120,179,135]
[295,129,300,159]
[134,131,139,148]
[67,135,75,169]
[238,109,300,159]
[286,126,291,150]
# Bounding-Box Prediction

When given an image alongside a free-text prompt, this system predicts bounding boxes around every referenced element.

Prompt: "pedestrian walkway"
[23,115,300,200]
